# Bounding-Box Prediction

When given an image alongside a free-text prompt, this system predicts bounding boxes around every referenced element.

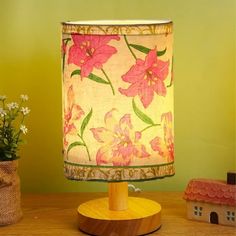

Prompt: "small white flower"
[7,102,19,110]
[20,125,28,135]
[0,95,6,101]
[21,107,30,115]
[20,94,29,101]
[0,108,6,117]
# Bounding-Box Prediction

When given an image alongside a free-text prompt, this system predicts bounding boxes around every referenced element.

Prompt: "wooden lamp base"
[77,182,161,236]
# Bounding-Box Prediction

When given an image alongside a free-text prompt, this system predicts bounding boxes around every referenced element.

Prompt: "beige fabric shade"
[61,20,174,181]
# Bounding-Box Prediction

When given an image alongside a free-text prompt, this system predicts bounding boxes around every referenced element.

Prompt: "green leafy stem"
[62,38,71,72]
[67,109,93,161]
[0,98,29,160]
[124,35,167,60]
[167,56,174,88]
[101,68,115,95]
[132,99,160,133]
[71,69,115,95]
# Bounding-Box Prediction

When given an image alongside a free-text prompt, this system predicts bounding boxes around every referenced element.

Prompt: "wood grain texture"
[78,197,161,235]
[0,192,235,236]
[108,182,128,211]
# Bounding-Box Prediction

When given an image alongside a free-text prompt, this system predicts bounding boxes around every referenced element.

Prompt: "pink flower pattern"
[68,34,120,78]
[150,112,174,162]
[119,49,169,108]
[64,86,84,147]
[90,109,150,166]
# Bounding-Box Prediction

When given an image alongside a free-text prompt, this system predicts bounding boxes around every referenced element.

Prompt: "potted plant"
[0,94,30,225]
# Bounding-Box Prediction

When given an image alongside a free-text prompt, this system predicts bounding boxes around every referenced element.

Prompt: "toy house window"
[226,211,235,221]
[194,206,203,216]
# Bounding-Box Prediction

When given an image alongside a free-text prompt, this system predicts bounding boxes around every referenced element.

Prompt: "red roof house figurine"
[183,171,236,227]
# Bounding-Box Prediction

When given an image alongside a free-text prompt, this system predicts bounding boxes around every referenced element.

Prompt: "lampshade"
[61,20,174,236]
[62,20,174,182]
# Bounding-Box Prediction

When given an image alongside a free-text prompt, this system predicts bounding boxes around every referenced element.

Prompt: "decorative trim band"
[64,162,175,182]
[62,22,173,35]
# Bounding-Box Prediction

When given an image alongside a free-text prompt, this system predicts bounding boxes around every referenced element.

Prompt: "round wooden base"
[78,197,161,236]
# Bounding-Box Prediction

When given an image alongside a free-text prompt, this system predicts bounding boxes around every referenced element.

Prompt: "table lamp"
[61,20,174,235]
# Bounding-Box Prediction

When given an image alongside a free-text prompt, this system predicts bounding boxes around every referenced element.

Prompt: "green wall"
[0,0,235,192]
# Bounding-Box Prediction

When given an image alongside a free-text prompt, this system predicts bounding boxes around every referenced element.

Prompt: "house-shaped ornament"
[183,171,236,227]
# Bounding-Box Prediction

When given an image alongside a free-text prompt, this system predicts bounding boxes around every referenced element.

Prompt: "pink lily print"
[68,34,120,95]
[150,112,174,162]
[90,109,150,166]
[119,48,169,108]
[63,85,84,148]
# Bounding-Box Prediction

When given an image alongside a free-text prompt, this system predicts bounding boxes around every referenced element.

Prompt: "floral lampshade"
[61,20,174,182]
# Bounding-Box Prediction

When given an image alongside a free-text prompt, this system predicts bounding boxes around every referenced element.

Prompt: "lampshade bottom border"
[64,162,175,182]
[66,173,175,182]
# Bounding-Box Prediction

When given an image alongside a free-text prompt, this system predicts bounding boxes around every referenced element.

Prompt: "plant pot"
[0,160,22,225]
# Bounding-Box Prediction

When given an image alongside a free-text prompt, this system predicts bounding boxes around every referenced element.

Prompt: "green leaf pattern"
[80,109,93,138]
[67,141,84,155]
[132,99,154,125]
[71,70,109,84]
[67,109,93,161]
[129,44,167,56]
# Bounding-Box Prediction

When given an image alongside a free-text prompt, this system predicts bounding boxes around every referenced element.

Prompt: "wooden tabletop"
[0,192,235,236]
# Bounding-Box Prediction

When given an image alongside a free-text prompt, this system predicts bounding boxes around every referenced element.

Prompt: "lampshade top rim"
[62,19,172,26]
